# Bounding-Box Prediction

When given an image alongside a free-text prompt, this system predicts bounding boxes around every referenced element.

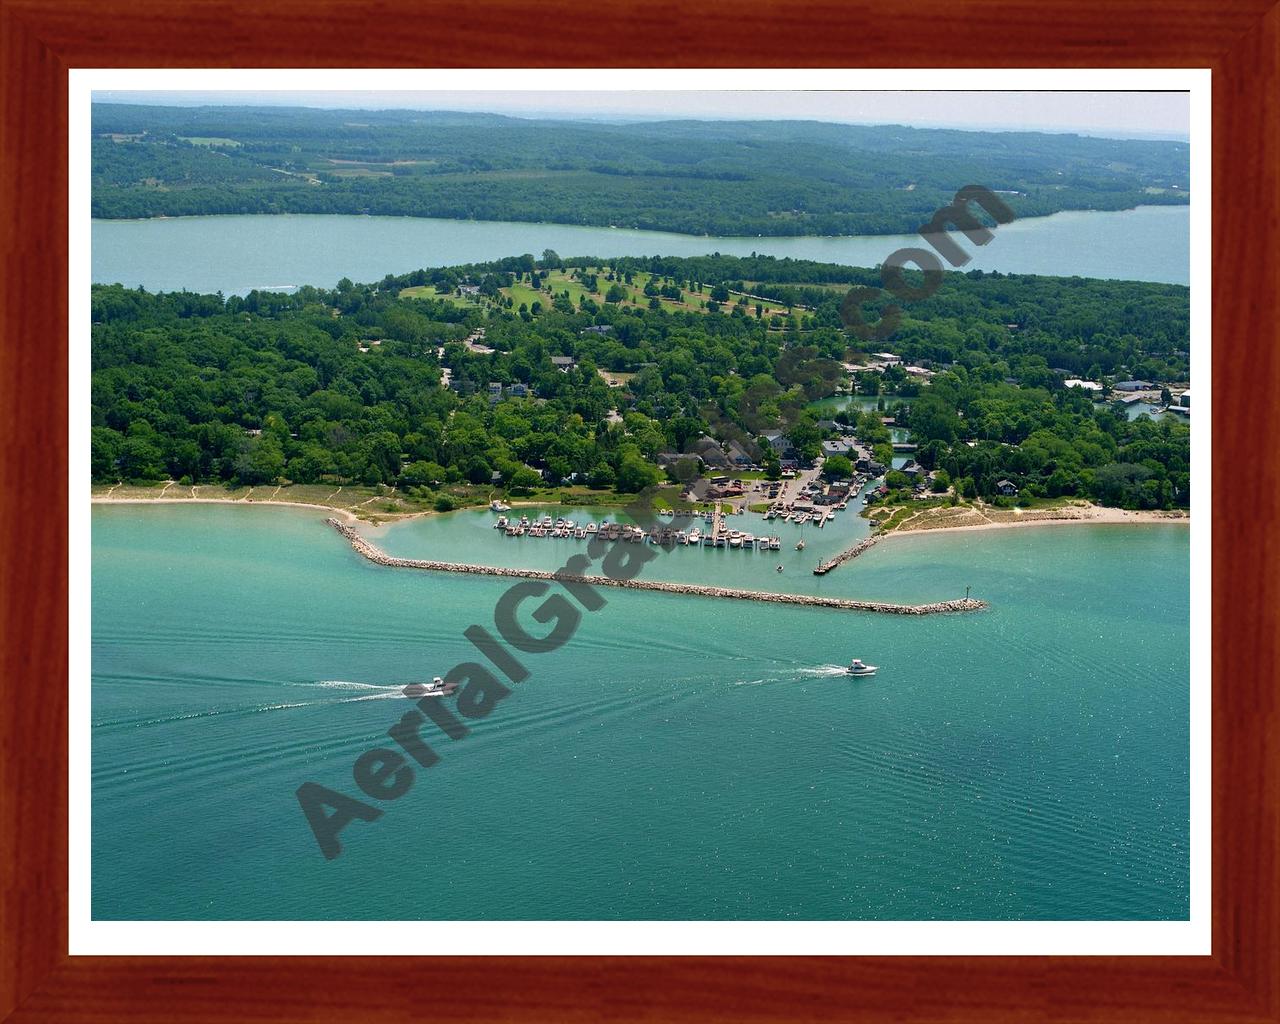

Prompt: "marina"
[328,518,988,615]
[492,510,785,552]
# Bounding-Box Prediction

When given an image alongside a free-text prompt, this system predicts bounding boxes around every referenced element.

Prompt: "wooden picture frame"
[2,1,1275,1019]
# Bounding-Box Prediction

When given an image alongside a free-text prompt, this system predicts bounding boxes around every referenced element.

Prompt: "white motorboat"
[490,499,511,512]
[412,676,460,698]
[846,659,878,677]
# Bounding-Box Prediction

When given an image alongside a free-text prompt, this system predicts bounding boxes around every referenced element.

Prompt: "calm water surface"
[92,504,1190,920]
[91,205,1189,295]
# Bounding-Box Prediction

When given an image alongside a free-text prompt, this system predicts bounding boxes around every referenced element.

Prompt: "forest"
[90,253,1190,510]
[91,104,1190,237]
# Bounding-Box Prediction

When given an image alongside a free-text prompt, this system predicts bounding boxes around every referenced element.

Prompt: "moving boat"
[846,659,878,677]
[414,676,460,697]
[796,539,806,551]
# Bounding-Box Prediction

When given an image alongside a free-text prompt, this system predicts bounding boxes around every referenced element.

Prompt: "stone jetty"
[328,519,987,616]
[813,532,883,575]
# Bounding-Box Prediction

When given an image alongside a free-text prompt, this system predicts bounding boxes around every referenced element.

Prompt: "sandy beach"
[91,491,1189,537]
[91,495,363,522]
[884,501,1189,536]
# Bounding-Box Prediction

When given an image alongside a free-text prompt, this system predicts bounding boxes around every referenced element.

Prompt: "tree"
[234,435,285,484]
[400,460,446,487]
[508,466,542,494]
[117,435,165,480]
[91,427,122,481]
[616,453,661,493]
[822,455,853,480]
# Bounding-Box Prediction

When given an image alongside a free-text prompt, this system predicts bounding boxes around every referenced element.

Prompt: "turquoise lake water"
[92,504,1190,920]
[91,204,1189,295]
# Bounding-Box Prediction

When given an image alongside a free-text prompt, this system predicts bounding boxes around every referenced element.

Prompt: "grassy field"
[398,285,481,309]
[178,136,241,147]
[498,268,796,319]
[398,267,799,324]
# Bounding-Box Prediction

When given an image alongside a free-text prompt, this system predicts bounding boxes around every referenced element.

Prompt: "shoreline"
[92,494,1190,537]
[92,202,1190,242]
[881,503,1188,538]
[91,496,363,522]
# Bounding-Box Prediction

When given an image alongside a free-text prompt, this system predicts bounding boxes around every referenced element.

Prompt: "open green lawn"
[398,285,480,310]
[502,267,786,319]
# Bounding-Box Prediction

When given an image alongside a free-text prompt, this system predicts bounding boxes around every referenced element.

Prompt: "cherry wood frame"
[2,1,1276,1020]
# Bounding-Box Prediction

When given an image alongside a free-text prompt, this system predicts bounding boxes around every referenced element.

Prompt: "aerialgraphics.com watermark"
[296,503,661,859]
[295,184,1013,860]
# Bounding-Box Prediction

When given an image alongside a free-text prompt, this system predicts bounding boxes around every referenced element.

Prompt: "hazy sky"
[95,90,1190,141]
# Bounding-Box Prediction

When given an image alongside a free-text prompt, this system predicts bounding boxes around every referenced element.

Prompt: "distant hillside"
[91,104,1190,237]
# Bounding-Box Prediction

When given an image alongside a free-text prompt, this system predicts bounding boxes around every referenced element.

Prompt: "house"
[458,284,481,296]
[995,479,1019,496]
[550,355,577,372]
[689,437,730,469]
[898,460,922,480]
[762,431,789,454]
[1064,378,1104,393]
[1176,390,1191,409]
[873,352,903,364]
[725,439,757,467]
[822,438,856,457]
[1114,380,1153,392]
[580,324,614,336]
[487,382,503,402]
[507,382,529,398]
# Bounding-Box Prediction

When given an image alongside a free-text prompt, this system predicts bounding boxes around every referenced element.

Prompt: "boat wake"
[731,664,851,687]
[303,680,414,701]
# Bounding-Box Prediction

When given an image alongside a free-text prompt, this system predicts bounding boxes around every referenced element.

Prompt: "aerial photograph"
[89,89,1192,922]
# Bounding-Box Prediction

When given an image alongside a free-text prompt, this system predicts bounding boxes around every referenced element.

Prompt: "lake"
[91,204,1190,295]
[92,503,1190,921]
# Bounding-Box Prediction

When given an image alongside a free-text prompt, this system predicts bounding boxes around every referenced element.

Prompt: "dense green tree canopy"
[92,104,1189,237]
[91,253,1189,511]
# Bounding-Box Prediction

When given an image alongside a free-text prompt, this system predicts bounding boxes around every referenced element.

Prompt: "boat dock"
[327,519,987,616]
[492,511,784,552]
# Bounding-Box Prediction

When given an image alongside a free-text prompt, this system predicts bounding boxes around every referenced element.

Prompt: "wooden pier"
[327,519,987,616]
